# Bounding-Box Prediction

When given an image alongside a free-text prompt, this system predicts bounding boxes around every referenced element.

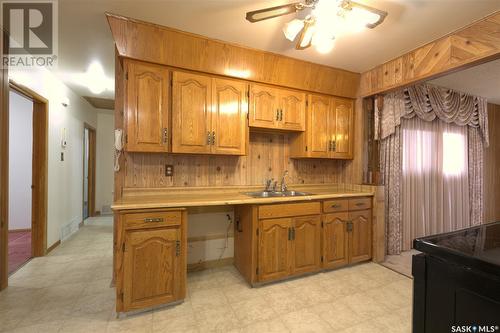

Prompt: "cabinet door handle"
[279,109,283,121]
[175,240,181,256]
[162,128,168,144]
[292,227,295,240]
[276,109,280,121]
[288,227,292,241]
[355,202,365,207]
[207,132,212,145]
[332,140,336,152]
[212,131,216,146]
[144,217,164,223]
[346,221,353,232]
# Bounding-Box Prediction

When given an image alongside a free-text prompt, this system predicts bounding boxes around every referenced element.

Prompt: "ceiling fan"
[246,0,388,53]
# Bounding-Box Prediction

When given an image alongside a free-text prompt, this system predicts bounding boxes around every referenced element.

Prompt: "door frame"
[83,123,96,220]
[0,81,49,289]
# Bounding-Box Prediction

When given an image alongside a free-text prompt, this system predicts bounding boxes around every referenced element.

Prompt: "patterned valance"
[375,84,489,146]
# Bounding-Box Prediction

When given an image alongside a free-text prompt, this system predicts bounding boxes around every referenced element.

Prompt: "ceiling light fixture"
[246,0,387,54]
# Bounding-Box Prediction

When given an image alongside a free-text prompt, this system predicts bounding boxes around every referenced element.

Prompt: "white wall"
[95,110,114,214]
[8,91,33,231]
[9,68,98,246]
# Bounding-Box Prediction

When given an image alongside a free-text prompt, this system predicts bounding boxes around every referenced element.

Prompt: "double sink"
[244,190,313,198]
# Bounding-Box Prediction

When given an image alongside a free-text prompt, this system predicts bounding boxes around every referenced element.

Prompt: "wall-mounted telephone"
[114,129,123,172]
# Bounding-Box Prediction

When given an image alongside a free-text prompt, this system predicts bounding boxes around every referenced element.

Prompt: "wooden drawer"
[124,211,182,230]
[258,202,320,219]
[348,198,372,211]
[323,199,349,213]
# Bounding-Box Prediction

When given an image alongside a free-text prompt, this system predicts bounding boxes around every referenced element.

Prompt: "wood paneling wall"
[484,103,500,223]
[106,13,360,99]
[124,132,352,188]
[360,11,500,97]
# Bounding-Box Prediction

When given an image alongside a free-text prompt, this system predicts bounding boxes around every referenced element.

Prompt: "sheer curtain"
[401,117,470,251]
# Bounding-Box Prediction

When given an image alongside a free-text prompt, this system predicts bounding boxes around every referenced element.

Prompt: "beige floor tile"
[190,288,228,311]
[153,300,194,322]
[153,313,198,332]
[343,292,391,320]
[6,320,65,333]
[222,282,264,304]
[373,312,412,333]
[291,284,336,306]
[194,305,241,332]
[108,312,153,333]
[234,318,290,333]
[340,319,388,333]
[263,290,309,315]
[59,317,109,333]
[281,308,333,333]
[0,308,29,332]
[230,296,277,326]
[310,299,361,331]
[365,284,412,311]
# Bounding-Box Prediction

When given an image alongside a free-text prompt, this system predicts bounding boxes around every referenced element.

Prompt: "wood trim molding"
[105,13,360,99]
[46,240,61,254]
[359,11,500,97]
[0,31,8,290]
[83,123,97,217]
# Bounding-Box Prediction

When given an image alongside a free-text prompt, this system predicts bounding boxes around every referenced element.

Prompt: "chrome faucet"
[280,170,289,192]
[265,178,274,192]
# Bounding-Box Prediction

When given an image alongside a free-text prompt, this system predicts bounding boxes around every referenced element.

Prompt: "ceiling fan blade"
[246,3,302,23]
[349,0,388,29]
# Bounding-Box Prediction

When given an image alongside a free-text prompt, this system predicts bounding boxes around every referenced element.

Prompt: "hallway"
[7,231,31,274]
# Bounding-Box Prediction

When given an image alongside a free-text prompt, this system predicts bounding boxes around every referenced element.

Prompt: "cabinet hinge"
[305,146,308,152]
[321,256,324,263]
[256,267,259,275]
[321,221,324,228]
[125,72,128,80]
[125,134,128,144]
[176,240,181,257]
[170,76,173,87]
[122,243,125,252]
[306,99,309,107]
[119,292,124,302]
[256,228,259,236]
[247,90,250,99]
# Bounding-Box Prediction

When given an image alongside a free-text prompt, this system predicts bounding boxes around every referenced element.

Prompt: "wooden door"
[291,215,321,275]
[123,227,181,311]
[331,98,354,159]
[349,210,372,264]
[172,71,212,154]
[323,213,349,269]
[280,90,306,131]
[249,84,279,130]
[307,94,331,158]
[258,218,292,282]
[125,60,169,152]
[211,78,248,155]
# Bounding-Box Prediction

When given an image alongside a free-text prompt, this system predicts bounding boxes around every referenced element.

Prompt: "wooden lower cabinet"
[258,218,292,282]
[322,212,349,269]
[292,215,321,275]
[349,209,372,263]
[115,209,187,313]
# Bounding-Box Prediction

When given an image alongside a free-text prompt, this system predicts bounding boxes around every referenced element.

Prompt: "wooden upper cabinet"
[212,78,248,155]
[292,215,321,275]
[172,71,248,155]
[123,227,182,311]
[249,84,279,130]
[349,209,372,264]
[323,213,349,269]
[331,98,354,159]
[172,71,212,154]
[125,60,169,152]
[280,90,306,131]
[258,218,292,282]
[249,84,305,132]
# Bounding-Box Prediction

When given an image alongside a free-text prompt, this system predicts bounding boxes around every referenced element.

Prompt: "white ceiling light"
[86,61,113,94]
[246,0,388,54]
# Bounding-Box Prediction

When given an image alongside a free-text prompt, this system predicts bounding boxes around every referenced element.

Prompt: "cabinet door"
[307,94,331,158]
[249,84,279,130]
[323,213,349,269]
[212,78,248,155]
[123,227,181,311]
[349,210,372,264]
[172,71,212,154]
[258,218,292,282]
[280,90,306,131]
[125,60,169,152]
[331,98,354,159]
[292,215,321,275]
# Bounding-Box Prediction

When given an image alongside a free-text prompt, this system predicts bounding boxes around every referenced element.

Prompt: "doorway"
[6,83,48,276]
[83,124,96,221]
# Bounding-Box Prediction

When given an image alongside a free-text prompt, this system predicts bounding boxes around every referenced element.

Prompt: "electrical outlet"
[165,164,174,177]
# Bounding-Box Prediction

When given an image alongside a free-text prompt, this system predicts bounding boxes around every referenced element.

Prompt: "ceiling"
[429,59,500,105]
[56,0,500,99]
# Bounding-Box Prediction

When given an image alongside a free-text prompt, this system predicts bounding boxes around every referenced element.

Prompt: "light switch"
[165,165,173,177]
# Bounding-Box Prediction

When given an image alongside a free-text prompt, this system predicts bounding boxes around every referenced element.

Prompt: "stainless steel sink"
[243,190,312,198]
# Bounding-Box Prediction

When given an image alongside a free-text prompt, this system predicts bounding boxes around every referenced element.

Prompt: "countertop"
[414,221,500,277]
[112,184,376,211]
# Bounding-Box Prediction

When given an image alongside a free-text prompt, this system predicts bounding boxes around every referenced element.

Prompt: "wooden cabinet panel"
[348,197,372,211]
[124,211,181,230]
[331,98,354,159]
[323,213,349,269]
[323,199,349,213]
[280,90,306,131]
[308,94,331,158]
[123,227,181,311]
[125,60,169,152]
[258,218,292,282]
[258,202,320,219]
[349,210,372,264]
[249,84,279,130]
[172,71,212,154]
[212,78,248,155]
[292,215,321,275]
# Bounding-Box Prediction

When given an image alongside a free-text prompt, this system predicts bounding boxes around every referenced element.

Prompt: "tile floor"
[381,250,421,277]
[0,215,413,333]
[8,231,31,274]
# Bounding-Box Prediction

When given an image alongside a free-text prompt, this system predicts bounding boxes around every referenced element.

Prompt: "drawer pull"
[355,203,365,207]
[331,204,341,208]
[144,217,164,223]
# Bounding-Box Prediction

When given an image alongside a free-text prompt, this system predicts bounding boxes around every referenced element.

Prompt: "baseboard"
[187,257,233,272]
[78,221,84,228]
[8,228,31,233]
[46,240,60,254]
